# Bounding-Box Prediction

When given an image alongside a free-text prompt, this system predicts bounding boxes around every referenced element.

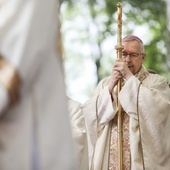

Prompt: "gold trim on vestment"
[0,55,20,105]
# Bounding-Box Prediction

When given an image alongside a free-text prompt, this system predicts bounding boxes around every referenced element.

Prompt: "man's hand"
[108,69,122,94]
[108,59,133,94]
[113,59,132,79]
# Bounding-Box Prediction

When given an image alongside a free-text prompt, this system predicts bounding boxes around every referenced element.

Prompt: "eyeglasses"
[122,52,142,59]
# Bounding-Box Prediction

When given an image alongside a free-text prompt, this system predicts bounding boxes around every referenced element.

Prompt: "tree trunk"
[166,0,170,80]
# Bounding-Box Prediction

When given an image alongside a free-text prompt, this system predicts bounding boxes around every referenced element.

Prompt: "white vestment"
[0,0,76,170]
[82,66,170,170]
[68,98,89,170]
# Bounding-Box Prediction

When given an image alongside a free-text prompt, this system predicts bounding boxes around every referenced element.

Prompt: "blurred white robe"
[0,0,76,170]
[68,98,88,170]
[82,66,170,170]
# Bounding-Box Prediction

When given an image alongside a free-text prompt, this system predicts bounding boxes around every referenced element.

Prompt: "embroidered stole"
[108,66,149,170]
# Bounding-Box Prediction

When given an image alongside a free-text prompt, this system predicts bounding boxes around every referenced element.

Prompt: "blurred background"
[57,0,170,103]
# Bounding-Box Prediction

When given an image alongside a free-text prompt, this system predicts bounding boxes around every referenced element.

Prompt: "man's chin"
[128,67,135,74]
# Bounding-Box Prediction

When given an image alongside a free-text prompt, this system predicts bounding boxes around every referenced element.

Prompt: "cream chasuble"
[82,65,170,170]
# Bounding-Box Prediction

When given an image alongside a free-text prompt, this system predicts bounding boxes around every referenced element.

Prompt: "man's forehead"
[122,41,142,52]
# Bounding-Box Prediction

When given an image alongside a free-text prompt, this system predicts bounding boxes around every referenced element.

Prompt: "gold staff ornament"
[115,2,124,170]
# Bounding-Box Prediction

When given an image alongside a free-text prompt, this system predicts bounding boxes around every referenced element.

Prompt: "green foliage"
[61,0,169,84]
[124,0,167,75]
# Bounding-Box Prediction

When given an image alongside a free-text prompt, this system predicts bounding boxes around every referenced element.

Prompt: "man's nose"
[124,55,131,61]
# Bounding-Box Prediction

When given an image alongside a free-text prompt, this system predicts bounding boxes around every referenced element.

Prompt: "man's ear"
[142,53,146,61]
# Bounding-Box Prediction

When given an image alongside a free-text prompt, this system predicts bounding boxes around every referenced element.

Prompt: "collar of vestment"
[135,65,149,82]
[122,65,149,86]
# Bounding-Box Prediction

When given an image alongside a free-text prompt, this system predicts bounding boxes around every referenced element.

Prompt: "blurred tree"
[60,0,169,86]
[166,0,170,80]
[124,0,168,77]
[88,0,168,81]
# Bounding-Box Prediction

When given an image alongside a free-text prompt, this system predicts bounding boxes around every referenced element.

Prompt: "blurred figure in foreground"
[67,97,88,170]
[0,0,76,170]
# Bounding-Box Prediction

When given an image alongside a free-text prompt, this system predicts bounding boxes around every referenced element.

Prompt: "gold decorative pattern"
[109,115,118,170]
[0,55,20,105]
[109,111,130,170]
